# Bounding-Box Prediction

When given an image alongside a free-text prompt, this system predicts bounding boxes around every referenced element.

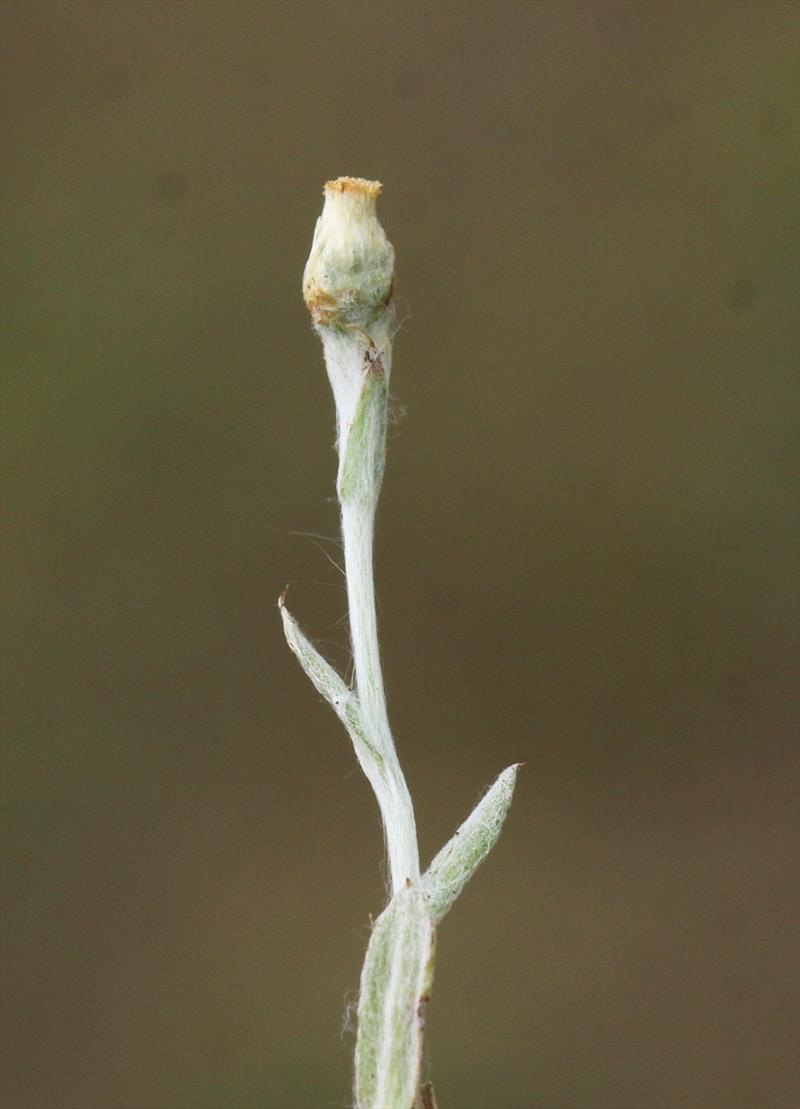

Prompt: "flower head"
[303,177,395,331]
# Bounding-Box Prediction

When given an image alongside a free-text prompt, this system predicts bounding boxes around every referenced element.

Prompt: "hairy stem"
[341,498,419,891]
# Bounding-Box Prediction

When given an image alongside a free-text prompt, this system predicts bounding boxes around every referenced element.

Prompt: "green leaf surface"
[422,764,520,924]
[338,365,388,508]
[355,885,435,1109]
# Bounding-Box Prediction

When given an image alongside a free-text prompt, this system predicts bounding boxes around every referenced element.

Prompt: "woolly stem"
[341,496,419,892]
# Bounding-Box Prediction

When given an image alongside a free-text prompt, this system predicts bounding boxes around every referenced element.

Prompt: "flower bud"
[303,177,395,331]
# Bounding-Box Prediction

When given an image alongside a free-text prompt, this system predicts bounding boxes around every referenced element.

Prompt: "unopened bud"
[303,177,395,331]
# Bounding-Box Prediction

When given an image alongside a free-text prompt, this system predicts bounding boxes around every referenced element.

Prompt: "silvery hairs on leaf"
[422,764,521,924]
[355,884,434,1109]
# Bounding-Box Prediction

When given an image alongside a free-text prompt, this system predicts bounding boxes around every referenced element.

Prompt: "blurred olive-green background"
[2,2,798,1107]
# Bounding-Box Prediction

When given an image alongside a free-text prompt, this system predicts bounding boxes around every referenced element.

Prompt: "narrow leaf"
[279,600,384,774]
[337,363,388,508]
[422,764,520,924]
[355,885,435,1109]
